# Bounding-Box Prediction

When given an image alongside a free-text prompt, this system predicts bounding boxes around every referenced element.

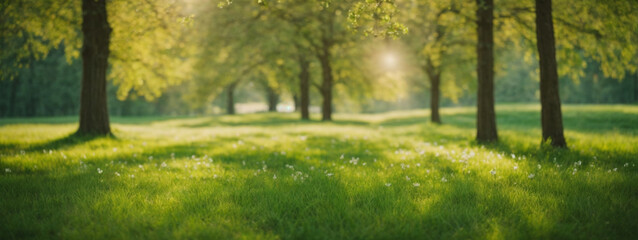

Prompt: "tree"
[535,0,566,147]
[498,0,638,147]
[1,0,191,136]
[77,0,111,135]
[476,0,498,142]
[400,0,475,124]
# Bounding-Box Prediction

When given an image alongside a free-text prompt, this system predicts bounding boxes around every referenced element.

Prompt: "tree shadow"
[0,133,113,154]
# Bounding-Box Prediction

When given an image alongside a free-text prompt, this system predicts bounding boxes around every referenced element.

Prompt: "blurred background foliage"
[1,0,636,117]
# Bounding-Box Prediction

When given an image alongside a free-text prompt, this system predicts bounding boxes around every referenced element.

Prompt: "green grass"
[1,104,637,239]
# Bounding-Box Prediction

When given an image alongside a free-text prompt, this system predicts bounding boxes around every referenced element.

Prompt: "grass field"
[1,104,637,239]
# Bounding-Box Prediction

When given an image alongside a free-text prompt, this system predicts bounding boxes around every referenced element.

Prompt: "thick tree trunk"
[424,62,442,124]
[226,82,237,115]
[535,0,567,148]
[476,0,498,143]
[266,86,279,112]
[299,56,310,120]
[318,50,333,121]
[77,0,111,136]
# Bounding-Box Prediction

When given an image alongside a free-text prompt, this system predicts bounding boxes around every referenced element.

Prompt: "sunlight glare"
[383,52,398,69]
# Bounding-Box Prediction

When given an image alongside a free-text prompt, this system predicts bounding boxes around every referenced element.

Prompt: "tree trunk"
[429,73,441,124]
[226,82,237,115]
[476,0,498,143]
[424,61,441,124]
[535,0,567,148]
[318,50,333,121]
[77,0,111,136]
[266,86,279,112]
[299,56,310,120]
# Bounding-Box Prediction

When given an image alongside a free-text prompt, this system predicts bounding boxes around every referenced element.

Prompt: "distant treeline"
[1,46,637,118]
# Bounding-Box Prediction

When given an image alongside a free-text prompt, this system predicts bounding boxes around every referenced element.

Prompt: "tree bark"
[298,55,310,120]
[424,61,441,124]
[476,0,498,143]
[77,0,111,136]
[535,0,567,148]
[318,49,333,121]
[226,82,237,115]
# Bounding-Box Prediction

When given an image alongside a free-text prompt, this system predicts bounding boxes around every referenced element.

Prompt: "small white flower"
[115,172,120,177]
[528,173,535,179]
[5,168,11,173]
[537,164,542,169]
[405,176,410,181]
[441,177,448,182]
[326,173,334,177]
[490,169,496,175]
[613,168,617,172]
[413,182,420,187]
[273,174,277,180]
[130,174,135,178]
[513,166,518,170]
[385,183,391,187]
[97,168,103,174]
[161,162,167,168]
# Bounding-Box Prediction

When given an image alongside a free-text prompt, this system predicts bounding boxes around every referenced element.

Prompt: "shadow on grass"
[2,131,637,239]
[0,133,115,154]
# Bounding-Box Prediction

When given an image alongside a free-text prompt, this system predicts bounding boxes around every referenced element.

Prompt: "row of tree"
[1,0,637,148]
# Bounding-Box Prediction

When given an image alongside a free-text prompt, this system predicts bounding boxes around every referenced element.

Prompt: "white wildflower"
[441,177,448,182]
[513,166,518,170]
[273,174,277,180]
[490,169,496,175]
[528,173,535,179]
[413,182,420,187]
[115,172,120,177]
[5,168,11,173]
[97,168,103,174]
[385,183,391,187]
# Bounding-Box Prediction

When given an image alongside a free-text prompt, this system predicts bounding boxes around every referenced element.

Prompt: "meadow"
[1,104,637,239]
